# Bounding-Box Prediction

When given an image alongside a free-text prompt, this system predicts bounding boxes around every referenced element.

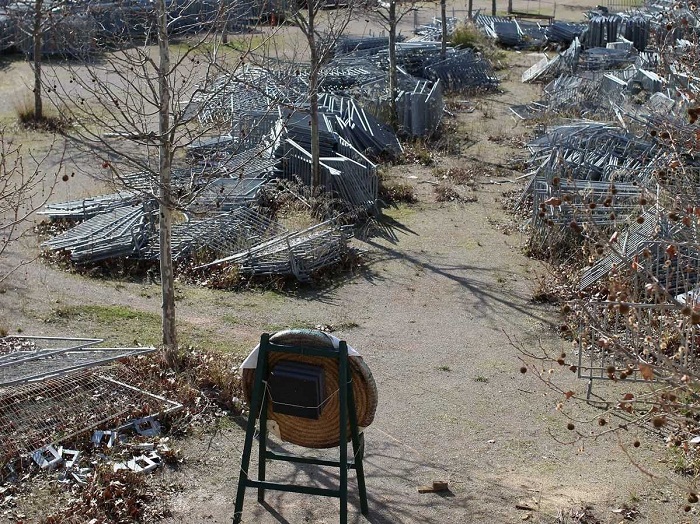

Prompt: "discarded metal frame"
[0,335,156,387]
[197,220,351,282]
[0,368,181,469]
[577,300,696,398]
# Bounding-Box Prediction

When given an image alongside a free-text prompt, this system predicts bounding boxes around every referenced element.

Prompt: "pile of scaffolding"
[473,14,549,49]
[0,0,275,56]
[40,64,387,281]
[37,19,505,282]
[513,1,700,394]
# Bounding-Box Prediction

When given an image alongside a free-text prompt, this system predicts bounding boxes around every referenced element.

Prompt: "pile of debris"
[0,0,267,56]
[41,33,494,281]
[506,2,700,412]
[30,417,172,484]
[0,336,181,474]
[36,15,504,283]
[514,1,700,305]
[473,13,550,49]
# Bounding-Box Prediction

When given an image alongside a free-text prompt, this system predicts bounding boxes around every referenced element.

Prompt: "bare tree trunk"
[33,0,43,120]
[491,0,496,16]
[307,4,321,189]
[156,0,177,367]
[440,0,447,60]
[220,0,228,43]
[468,0,473,19]
[388,0,398,127]
[508,0,513,14]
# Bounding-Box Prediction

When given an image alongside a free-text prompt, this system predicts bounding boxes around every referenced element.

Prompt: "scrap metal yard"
[4,0,700,522]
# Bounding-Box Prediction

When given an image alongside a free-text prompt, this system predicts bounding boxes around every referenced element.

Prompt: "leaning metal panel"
[0,336,156,387]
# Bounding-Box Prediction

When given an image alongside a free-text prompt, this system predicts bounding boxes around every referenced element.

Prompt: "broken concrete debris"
[26,418,170,487]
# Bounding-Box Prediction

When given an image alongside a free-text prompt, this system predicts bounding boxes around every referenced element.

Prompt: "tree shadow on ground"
[215,424,527,524]
[293,210,553,325]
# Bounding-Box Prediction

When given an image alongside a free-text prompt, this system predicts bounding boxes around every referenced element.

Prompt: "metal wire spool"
[242,329,378,449]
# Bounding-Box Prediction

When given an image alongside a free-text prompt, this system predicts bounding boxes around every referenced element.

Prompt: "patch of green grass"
[383,204,417,221]
[221,314,241,326]
[49,304,156,323]
[335,321,360,330]
[47,304,162,346]
[224,34,268,53]
[474,375,489,383]
[667,446,700,476]
[181,328,251,355]
[436,365,451,372]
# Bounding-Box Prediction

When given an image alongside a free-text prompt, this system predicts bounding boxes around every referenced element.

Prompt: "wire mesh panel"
[577,301,698,397]
[606,0,645,13]
[0,368,181,469]
[0,336,181,468]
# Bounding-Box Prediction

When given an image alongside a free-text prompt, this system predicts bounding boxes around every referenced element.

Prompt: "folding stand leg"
[233,340,270,524]
[348,382,368,515]
[339,341,348,524]
[258,392,268,503]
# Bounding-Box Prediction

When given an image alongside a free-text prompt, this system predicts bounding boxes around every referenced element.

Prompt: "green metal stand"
[233,333,369,524]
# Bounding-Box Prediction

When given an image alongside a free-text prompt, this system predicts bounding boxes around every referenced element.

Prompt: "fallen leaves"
[638,364,654,381]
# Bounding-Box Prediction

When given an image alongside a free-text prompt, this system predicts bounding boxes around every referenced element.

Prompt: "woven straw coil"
[242,329,378,449]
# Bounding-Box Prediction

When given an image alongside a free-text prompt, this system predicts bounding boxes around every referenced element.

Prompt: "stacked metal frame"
[41,202,156,263]
[577,301,697,398]
[38,191,143,221]
[522,38,581,83]
[396,80,443,137]
[198,221,350,282]
[140,207,288,262]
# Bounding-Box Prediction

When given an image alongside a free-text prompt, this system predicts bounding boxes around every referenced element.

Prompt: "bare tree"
[293,0,354,189]
[7,0,85,122]
[44,1,271,366]
[0,131,59,283]
[363,0,418,127]
[440,0,446,60]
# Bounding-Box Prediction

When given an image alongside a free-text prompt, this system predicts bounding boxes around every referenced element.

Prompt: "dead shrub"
[379,180,417,205]
[434,183,477,203]
[15,98,69,133]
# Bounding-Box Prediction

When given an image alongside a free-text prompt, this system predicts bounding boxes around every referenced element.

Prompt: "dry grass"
[378,179,417,205]
[15,97,69,133]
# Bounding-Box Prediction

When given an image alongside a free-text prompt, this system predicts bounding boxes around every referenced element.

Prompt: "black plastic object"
[268,361,325,419]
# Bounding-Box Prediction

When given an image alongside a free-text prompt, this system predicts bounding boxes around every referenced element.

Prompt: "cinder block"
[31,445,63,470]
